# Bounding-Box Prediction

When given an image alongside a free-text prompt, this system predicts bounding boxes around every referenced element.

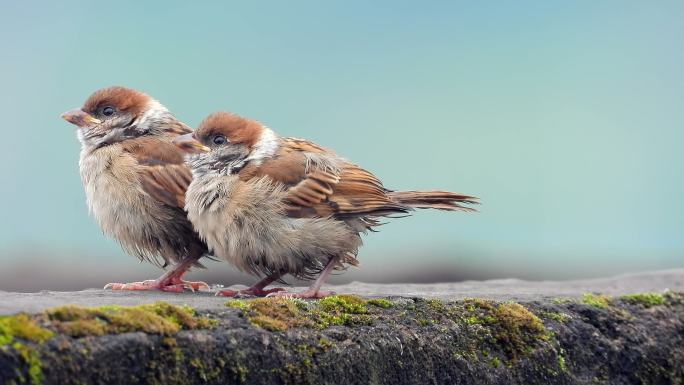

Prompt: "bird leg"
[267,257,338,299]
[216,273,286,297]
[104,257,209,293]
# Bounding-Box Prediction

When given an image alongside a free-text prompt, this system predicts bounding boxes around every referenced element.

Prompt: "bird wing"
[239,138,409,219]
[121,136,193,208]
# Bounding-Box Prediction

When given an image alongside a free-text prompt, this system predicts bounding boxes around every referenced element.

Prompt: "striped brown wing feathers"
[138,163,192,208]
[122,137,193,208]
[323,164,409,218]
[245,138,410,219]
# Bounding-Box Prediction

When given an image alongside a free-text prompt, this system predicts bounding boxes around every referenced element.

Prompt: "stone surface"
[1,269,683,385]
[1,269,682,315]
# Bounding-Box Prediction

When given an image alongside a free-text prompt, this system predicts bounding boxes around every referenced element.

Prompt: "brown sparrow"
[61,86,209,292]
[174,111,477,298]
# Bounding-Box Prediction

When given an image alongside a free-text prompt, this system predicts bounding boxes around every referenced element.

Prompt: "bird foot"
[104,278,209,293]
[266,289,335,299]
[216,287,286,297]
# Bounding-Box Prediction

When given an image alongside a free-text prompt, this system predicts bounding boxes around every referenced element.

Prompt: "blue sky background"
[1,1,682,290]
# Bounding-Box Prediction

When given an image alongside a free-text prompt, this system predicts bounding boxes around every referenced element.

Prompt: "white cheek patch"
[76,129,86,145]
[245,127,279,165]
[133,99,169,130]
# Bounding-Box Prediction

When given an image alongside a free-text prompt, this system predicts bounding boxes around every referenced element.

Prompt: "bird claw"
[103,279,209,293]
[103,282,159,291]
[183,280,210,291]
[215,289,238,297]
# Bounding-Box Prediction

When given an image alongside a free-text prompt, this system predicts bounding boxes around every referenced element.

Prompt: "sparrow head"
[61,86,174,149]
[174,111,278,176]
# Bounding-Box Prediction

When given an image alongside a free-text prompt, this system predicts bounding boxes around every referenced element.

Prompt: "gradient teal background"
[1,1,682,291]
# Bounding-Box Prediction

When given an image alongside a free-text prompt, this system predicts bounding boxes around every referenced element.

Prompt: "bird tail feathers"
[389,190,478,212]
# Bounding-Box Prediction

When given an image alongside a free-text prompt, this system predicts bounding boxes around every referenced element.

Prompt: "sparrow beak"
[173,133,211,153]
[61,109,102,128]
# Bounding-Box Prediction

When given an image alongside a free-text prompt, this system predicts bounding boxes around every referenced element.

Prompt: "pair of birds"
[61,86,477,298]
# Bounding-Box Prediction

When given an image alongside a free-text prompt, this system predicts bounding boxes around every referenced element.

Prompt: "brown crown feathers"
[192,111,264,148]
[82,86,150,118]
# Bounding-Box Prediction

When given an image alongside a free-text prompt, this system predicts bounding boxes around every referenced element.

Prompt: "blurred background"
[1,1,682,292]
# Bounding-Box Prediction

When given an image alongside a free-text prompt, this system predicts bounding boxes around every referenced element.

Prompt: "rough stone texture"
[1,269,683,385]
[2,269,683,315]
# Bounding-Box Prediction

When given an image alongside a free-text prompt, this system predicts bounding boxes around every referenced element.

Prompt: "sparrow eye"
[212,135,227,145]
[102,106,115,116]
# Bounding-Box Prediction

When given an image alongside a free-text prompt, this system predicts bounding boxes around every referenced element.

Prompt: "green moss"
[249,298,309,331]
[552,297,572,305]
[490,357,501,368]
[45,302,214,337]
[225,295,375,331]
[227,297,309,331]
[415,318,432,326]
[454,301,550,360]
[426,298,445,311]
[318,295,367,314]
[161,337,184,365]
[225,300,250,310]
[409,298,551,361]
[543,311,570,323]
[557,349,568,373]
[55,319,107,337]
[463,298,495,312]
[233,363,248,384]
[317,337,333,348]
[490,303,549,359]
[314,295,370,327]
[366,298,393,308]
[582,293,611,309]
[0,317,51,384]
[12,342,44,385]
[621,293,665,308]
[189,355,224,382]
[250,315,290,332]
[0,314,53,346]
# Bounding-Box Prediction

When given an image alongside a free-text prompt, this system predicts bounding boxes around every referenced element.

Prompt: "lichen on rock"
[581,293,611,309]
[0,314,53,384]
[44,301,215,337]
[620,292,665,308]
[225,294,377,331]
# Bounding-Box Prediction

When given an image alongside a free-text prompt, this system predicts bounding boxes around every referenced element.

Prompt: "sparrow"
[174,111,478,298]
[61,86,210,292]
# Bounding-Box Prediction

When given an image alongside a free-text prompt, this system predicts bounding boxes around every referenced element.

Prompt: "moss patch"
[226,295,374,331]
[552,297,572,305]
[557,349,568,373]
[13,342,44,385]
[489,303,549,359]
[582,293,611,309]
[542,311,570,323]
[389,297,552,361]
[621,293,665,308]
[456,299,549,360]
[319,295,367,314]
[0,313,54,346]
[45,302,215,337]
[366,298,393,308]
[0,314,54,385]
[398,298,551,361]
[249,298,307,331]
[227,296,553,363]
